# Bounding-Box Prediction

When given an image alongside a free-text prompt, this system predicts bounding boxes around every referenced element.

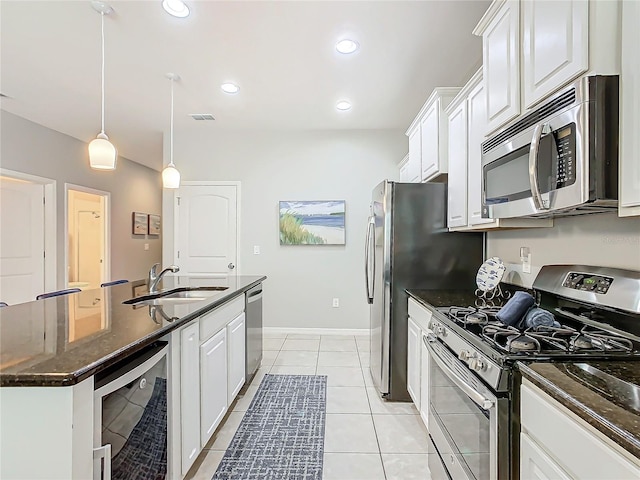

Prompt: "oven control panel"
[563,272,613,294]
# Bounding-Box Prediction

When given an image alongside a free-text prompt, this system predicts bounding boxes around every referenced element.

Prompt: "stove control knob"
[458,350,471,362]
[434,324,446,336]
[469,357,486,372]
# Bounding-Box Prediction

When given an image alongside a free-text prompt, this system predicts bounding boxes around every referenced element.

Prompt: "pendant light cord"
[169,78,175,167]
[100,12,106,134]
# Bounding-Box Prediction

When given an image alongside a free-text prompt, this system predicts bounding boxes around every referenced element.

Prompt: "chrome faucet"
[148,263,180,293]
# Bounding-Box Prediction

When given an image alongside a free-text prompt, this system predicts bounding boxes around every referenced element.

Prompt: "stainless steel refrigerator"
[365,180,483,401]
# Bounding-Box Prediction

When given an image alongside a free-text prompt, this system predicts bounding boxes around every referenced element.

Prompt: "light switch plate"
[253,245,260,255]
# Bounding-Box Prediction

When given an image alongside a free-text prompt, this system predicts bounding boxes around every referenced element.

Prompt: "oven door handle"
[424,335,495,411]
[529,122,551,211]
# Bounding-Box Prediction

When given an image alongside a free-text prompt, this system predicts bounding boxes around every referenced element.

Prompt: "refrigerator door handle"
[365,216,375,304]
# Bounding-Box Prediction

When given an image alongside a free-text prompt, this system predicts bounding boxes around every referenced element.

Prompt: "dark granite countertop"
[518,361,640,460]
[406,289,481,310]
[0,275,265,387]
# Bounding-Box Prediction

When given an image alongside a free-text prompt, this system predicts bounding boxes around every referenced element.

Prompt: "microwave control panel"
[563,272,613,294]
[553,125,576,188]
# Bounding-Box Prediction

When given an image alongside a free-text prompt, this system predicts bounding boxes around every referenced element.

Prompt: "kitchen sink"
[123,286,228,306]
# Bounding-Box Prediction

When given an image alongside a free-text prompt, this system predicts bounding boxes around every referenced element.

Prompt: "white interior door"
[175,184,238,278]
[77,211,102,287]
[0,177,45,304]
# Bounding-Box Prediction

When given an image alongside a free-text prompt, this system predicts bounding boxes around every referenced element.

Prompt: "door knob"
[228,263,235,270]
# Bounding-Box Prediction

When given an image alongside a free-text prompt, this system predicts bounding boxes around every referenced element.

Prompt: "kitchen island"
[0,275,265,479]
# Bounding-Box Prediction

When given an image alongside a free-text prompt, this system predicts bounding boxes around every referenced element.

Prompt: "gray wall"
[1,111,162,288]
[163,129,404,330]
[487,213,640,287]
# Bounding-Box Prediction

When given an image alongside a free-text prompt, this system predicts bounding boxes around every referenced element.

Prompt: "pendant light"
[89,1,117,170]
[163,73,181,189]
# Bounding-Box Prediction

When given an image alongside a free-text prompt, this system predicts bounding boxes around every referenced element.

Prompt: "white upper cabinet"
[478,0,520,134]
[475,0,619,135]
[446,69,553,231]
[521,0,588,109]
[407,126,422,183]
[420,102,439,181]
[466,75,493,226]
[619,0,640,217]
[398,154,410,182]
[405,88,460,183]
[446,95,469,229]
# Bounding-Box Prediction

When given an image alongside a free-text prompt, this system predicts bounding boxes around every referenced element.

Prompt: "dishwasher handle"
[247,287,263,304]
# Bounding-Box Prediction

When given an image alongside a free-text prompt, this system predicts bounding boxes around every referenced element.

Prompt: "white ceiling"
[1,0,490,171]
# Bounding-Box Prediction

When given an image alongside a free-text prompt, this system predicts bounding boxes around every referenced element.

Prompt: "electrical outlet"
[144,243,149,251]
[332,298,339,308]
[253,245,260,255]
[520,246,531,274]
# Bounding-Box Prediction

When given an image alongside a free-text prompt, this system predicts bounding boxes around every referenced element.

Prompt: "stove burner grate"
[445,306,501,327]
[479,323,635,355]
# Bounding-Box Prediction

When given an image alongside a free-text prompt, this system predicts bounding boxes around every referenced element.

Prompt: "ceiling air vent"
[189,113,215,121]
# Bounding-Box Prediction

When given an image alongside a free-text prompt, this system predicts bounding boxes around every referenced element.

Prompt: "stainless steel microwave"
[481,75,619,219]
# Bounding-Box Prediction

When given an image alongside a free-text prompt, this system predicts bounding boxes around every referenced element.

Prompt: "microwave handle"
[529,122,551,211]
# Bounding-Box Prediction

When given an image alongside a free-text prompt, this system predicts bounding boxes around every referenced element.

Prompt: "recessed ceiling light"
[162,0,190,18]
[336,39,359,54]
[221,83,240,94]
[336,100,352,111]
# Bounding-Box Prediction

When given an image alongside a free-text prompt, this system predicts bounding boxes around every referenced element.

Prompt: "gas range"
[423,265,640,480]
[427,264,640,392]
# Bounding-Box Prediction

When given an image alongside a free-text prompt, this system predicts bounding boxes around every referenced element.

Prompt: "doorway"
[173,182,240,280]
[66,185,110,290]
[0,169,56,304]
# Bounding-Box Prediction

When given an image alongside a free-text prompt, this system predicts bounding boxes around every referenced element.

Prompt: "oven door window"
[430,351,493,480]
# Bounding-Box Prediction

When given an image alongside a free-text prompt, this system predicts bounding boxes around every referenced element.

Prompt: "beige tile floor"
[186,333,436,480]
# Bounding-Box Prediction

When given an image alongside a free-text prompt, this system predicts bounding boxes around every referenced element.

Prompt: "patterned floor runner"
[213,374,327,480]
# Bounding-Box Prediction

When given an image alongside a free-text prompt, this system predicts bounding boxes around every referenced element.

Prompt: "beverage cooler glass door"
[93,343,168,480]
[426,336,499,480]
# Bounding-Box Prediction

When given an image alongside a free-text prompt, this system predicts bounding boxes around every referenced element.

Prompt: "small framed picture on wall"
[148,214,161,235]
[132,212,148,235]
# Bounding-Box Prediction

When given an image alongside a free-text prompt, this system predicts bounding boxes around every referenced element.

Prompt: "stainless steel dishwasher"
[245,284,263,383]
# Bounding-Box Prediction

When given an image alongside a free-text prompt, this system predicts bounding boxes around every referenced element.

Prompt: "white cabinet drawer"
[408,298,432,332]
[200,296,244,341]
[521,381,640,479]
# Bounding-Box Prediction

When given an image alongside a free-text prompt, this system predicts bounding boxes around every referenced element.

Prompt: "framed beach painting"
[132,212,148,235]
[148,214,161,235]
[279,200,346,245]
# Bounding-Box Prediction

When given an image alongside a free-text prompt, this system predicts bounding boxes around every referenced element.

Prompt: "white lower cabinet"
[200,328,228,447]
[173,294,248,478]
[407,298,433,430]
[521,380,640,480]
[180,322,201,476]
[406,317,421,408]
[520,432,571,480]
[419,332,430,429]
[227,312,246,404]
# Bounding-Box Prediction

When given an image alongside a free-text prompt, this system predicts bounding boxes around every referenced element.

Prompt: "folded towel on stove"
[524,307,560,329]
[496,291,535,327]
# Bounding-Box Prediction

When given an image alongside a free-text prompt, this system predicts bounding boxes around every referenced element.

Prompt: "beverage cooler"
[93,342,168,480]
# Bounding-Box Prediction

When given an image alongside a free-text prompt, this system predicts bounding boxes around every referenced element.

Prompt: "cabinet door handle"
[228,263,235,270]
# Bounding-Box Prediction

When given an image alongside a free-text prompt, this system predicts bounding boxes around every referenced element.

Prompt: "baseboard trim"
[263,327,369,336]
